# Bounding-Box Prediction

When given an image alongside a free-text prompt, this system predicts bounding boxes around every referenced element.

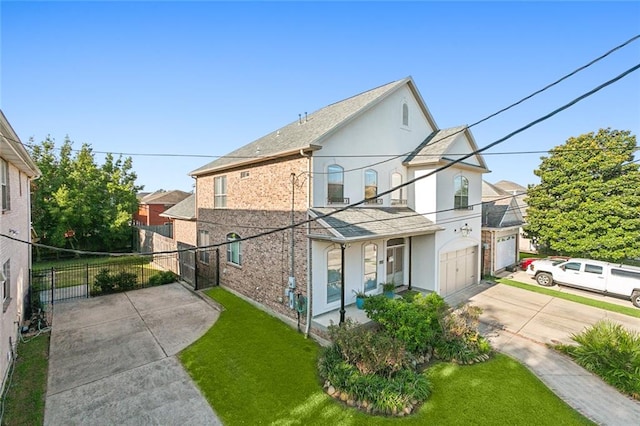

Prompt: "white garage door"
[496,234,517,271]
[439,246,478,296]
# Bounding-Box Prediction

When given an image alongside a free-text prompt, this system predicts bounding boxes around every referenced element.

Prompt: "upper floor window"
[454,176,469,209]
[198,230,210,264]
[214,176,227,208]
[364,169,379,204]
[391,172,406,205]
[227,232,242,266]
[402,102,409,127]
[327,165,345,204]
[1,158,10,211]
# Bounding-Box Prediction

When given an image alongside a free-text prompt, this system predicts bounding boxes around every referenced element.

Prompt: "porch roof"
[308,207,443,243]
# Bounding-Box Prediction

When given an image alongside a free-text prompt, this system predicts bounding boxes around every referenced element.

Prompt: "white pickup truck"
[526,258,640,308]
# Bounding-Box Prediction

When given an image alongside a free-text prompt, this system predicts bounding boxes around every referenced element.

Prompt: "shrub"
[94,268,116,294]
[364,293,447,355]
[93,269,137,293]
[318,344,431,415]
[556,320,640,399]
[148,270,177,286]
[435,305,491,364]
[327,319,409,377]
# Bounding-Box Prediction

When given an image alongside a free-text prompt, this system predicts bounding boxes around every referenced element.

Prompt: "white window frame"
[364,169,379,204]
[226,232,242,266]
[401,102,409,127]
[214,176,227,208]
[363,243,377,292]
[198,230,210,264]
[2,259,10,312]
[454,175,470,210]
[1,158,9,211]
[391,172,406,205]
[327,164,345,204]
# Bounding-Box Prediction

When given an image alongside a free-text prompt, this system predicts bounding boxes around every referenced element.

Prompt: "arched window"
[327,164,344,204]
[454,176,469,209]
[364,169,378,202]
[402,102,409,127]
[391,172,405,205]
[227,232,242,266]
[363,243,377,292]
[327,248,341,303]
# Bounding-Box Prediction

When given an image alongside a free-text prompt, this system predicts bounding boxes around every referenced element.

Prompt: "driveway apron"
[44,283,222,426]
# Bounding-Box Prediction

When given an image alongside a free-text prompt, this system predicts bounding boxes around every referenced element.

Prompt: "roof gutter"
[190,145,321,177]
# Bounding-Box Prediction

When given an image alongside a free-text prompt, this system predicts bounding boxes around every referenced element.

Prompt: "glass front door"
[386,238,404,285]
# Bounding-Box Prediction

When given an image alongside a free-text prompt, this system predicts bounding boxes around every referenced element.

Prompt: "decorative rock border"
[322,380,419,417]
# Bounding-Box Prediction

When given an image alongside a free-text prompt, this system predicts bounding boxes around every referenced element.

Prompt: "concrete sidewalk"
[449,281,640,426]
[45,283,222,425]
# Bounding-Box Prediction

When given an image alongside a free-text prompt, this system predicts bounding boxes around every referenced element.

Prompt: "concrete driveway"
[44,283,222,426]
[447,280,640,425]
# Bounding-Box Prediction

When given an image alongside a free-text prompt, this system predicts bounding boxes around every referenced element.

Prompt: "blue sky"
[2,1,639,192]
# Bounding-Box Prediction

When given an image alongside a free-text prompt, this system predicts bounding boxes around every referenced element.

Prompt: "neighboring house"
[481,181,524,275]
[493,180,535,253]
[160,194,196,247]
[134,189,191,226]
[0,110,41,392]
[190,77,489,330]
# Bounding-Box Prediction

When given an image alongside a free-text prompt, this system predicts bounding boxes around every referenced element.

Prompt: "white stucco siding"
[311,238,386,316]
[448,133,482,167]
[409,234,436,291]
[311,85,434,207]
[411,168,438,221]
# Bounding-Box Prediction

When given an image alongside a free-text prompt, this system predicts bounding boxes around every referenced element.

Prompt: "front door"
[386,238,404,285]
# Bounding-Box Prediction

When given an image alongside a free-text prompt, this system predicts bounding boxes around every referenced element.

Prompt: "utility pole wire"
[5,64,639,256]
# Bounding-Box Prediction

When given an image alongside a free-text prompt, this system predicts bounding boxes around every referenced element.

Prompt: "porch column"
[339,243,346,324]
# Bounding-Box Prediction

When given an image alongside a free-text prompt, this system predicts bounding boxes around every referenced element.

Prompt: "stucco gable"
[190,77,439,176]
[404,126,489,172]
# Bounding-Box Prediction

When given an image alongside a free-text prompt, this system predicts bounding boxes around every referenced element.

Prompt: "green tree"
[29,136,142,253]
[524,129,640,262]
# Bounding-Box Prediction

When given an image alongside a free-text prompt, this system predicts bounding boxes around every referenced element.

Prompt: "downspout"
[408,236,412,290]
[302,150,312,337]
[339,243,346,324]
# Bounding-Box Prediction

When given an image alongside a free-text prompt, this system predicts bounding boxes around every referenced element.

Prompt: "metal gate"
[178,243,196,286]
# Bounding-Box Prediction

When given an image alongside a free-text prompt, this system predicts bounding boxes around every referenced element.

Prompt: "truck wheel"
[536,272,554,287]
[632,291,640,309]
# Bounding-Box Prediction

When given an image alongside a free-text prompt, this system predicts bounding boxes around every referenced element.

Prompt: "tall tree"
[29,136,142,252]
[524,129,640,262]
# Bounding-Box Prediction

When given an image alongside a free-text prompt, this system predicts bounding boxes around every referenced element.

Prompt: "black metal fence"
[29,248,220,311]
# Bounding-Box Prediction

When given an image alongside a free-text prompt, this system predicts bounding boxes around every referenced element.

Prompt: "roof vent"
[305,112,308,122]
[298,113,302,124]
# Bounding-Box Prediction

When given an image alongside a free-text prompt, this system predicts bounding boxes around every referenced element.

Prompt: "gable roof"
[494,180,527,194]
[308,207,442,243]
[190,77,439,176]
[482,197,524,228]
[0,110,41,178]
[160,194,195,220]
[482,180,510,201]
[403,126,489,172]
[140,190,191,205]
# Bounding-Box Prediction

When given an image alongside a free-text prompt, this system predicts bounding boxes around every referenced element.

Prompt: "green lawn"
[497,278,640,319]
[1,333,50,426]
[179,287,593,425]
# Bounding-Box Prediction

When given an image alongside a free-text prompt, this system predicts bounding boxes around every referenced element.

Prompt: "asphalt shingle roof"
[141,190,191,205]
[403,125,468,165]
[160,194,195,220]
[190,78,419,176]
[309,207,442,242]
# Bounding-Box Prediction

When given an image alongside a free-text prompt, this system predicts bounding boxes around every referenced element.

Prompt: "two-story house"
[0,110,41,392]
[190,77,488,332]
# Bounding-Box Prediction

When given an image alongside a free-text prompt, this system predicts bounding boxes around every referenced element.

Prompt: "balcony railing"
[391,198,408,206]
[327,197,350,205]
[364,198,383,205]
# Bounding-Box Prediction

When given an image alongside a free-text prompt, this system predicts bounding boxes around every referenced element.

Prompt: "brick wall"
[173,219,196,247]
[481,230,492,277]
[195,155,310,321]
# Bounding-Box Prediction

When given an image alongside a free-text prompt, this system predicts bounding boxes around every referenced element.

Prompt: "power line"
[14,35,639,173]
[16,61,633,255]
